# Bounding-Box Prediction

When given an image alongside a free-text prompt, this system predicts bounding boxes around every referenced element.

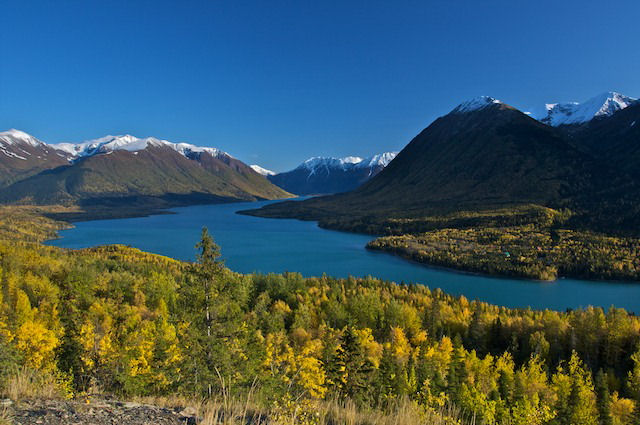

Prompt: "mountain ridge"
[531,91,637,126]
[265,151,397,195]
[241,95,639,236]
[0,130,292,214]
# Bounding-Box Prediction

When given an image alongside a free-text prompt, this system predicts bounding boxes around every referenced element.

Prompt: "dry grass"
[134,393,473,425]
[133,386,267,425]
[317,398,473,425]
[1,367,70,401]
[0,407,13,425]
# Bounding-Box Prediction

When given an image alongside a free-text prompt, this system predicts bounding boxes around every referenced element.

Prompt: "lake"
[47,200,640,312]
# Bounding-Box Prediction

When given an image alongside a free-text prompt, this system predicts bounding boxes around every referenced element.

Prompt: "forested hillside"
[0,209,639,424]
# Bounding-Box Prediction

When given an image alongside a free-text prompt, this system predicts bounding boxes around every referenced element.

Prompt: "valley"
[6,3,640,423]
[2,93,640,425]
[243,94,640,282]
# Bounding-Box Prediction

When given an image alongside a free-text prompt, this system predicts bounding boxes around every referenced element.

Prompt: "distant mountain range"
[0,131,291,211]
[262,153,397,195]
[252,92,637,196]
[242,92,640,237]
[3,90,638,222]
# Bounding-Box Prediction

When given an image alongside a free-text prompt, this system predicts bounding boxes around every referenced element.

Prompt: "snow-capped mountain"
[297,153,397,173]
[532,92,637,126]
[0,129,291,205]
[250,164,275,176]
[298,156,364,173]
[0,129,70,186]
[51,134,230,162]
[267,152,398,195]
[0,128,47,148]
[452,96,503,114]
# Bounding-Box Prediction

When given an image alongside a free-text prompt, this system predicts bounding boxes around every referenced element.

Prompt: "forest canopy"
[1,212,640,424]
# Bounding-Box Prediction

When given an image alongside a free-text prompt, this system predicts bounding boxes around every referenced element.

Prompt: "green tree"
[328,326,374,405]
[595,369,613,425]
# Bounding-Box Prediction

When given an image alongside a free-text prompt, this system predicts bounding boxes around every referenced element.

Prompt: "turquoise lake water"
[47,200,640,312]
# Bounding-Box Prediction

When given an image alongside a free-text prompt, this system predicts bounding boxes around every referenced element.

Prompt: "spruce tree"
[595,369,612,425]
[329,326,374,405]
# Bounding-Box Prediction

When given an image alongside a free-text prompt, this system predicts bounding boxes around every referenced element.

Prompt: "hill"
[0,133,292,216]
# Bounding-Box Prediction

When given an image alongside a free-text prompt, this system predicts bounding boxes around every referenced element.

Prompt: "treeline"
[318,205,566,236]
[1,231,640,423]
[367,225,640,281]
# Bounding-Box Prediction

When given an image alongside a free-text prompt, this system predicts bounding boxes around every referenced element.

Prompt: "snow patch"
[452,96,502,114]
[250,165,275,176]
[0,148,27,160]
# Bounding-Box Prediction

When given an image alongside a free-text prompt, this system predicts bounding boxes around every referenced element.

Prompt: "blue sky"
[1,1,639,171]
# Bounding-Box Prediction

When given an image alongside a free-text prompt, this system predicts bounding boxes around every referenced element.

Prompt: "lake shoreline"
[47,200,640,312]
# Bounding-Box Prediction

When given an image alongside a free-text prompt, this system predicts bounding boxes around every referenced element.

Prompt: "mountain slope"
[565,102,640,177]
[0,133,291,207]
[245,97,612,222]
[267,152,397,195]
[0,129,70,186]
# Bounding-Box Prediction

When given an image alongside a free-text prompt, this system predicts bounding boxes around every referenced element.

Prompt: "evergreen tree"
[595,369,612,425]
[179,227,231,396]
[328,326,374,405]
[447,334,467,403]
[373,346,397,407]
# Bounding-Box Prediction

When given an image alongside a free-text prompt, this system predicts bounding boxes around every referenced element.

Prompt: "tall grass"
[0,367,70,401]
[0,407,13,425]
[316,397,474,425]
[1,368,474,424]
[137,392,474,425]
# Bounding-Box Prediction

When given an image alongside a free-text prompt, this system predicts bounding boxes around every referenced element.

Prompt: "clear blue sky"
[1,1,638,171]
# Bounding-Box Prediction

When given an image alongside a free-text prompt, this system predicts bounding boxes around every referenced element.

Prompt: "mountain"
[532,91,636,126]
[242,96,627,228]
[250,164,275,176]
[0,129,70,186]
[567,101,640,178]
[266,152,397,195]
[0,132,292,209]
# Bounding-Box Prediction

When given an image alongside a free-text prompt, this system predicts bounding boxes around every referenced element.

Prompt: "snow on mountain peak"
[0,129,45,147]
[250,164,275,176]
[296,152,397,174]
[51,134,229,161]
[299,156,363,171]
[535,91,637,126]
[452,96,502,114]
[356,152,398,168]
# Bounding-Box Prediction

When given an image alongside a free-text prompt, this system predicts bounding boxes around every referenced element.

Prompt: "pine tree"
[627,348,640,424]
[447,334,467,403]
[595,369,612,425]
[329,326,374,405]
[179,227,229,397]
[373,346,397,407]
